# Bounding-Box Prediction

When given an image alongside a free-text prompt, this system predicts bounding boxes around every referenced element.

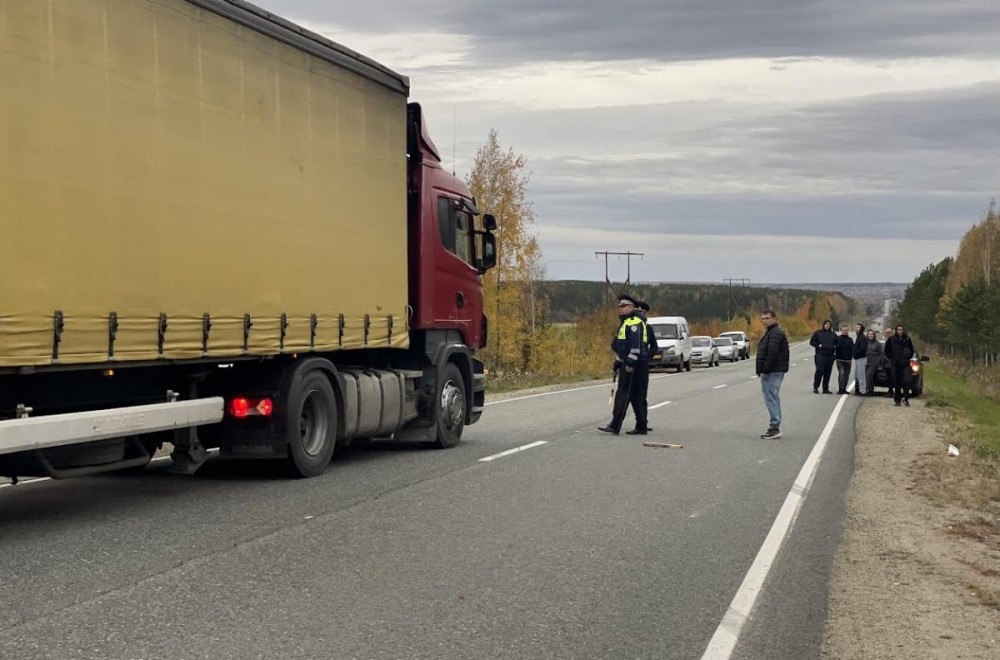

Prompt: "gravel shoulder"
[822,398,1000,658]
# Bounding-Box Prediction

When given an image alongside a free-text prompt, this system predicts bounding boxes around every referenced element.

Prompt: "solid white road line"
[649,400,673,410]
[700,380,854,659]
[714,384,728,390]
[478,440,548,462]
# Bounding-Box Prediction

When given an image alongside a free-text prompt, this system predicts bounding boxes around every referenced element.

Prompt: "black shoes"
[761,427,782,439]
[813,388,819,394]
[626,429,648,435]
[598,425,619,435]
[903,399,910,407]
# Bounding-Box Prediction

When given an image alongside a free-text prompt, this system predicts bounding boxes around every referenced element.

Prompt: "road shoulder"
[821,398,1000,658]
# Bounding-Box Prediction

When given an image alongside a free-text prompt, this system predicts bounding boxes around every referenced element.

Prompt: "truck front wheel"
[285,371,338,477]
[434,363,466,449]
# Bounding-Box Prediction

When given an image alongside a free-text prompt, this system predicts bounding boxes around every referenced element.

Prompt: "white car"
[690,336,719,367]
[719,330,750,360]
[713,336,739,362]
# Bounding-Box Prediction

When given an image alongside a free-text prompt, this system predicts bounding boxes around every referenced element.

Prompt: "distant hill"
[541,280,857,325]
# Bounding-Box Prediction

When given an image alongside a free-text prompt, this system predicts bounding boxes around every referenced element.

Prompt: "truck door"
[433,195,482,346]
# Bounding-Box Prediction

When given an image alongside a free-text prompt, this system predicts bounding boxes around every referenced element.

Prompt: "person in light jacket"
[864,329,883,396]
[852,323,869,396]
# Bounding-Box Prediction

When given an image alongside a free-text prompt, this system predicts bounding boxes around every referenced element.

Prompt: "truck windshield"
[652,324,679,339]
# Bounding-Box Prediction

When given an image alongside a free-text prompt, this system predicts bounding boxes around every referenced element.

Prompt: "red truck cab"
[407,103,496,349]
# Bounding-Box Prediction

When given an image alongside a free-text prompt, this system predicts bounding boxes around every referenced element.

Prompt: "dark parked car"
[872,353,930,397]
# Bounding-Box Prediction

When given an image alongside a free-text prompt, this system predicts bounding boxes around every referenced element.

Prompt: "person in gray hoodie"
[864,329,883,396]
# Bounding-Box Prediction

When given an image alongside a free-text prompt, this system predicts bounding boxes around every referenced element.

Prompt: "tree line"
[897,200,1000,367]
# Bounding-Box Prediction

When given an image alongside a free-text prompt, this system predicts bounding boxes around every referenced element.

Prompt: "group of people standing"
[810,321,918,406]
[598,295,657,436]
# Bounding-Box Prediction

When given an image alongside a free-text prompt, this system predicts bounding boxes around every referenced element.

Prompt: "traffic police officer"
[635,301,656,432]
[599,294,650,435]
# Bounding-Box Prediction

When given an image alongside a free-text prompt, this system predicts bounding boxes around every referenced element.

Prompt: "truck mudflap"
[470,357,485,424]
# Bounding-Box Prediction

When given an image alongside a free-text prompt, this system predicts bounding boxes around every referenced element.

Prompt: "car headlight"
[665,347,675,355]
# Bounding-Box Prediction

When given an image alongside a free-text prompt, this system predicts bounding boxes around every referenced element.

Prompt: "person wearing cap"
[599,295,650,435]
[635,301,657,432]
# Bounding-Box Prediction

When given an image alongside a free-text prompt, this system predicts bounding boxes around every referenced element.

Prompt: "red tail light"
[228,397,273,419]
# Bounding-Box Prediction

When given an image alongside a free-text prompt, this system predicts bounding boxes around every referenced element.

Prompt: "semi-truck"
[0,0,496,480]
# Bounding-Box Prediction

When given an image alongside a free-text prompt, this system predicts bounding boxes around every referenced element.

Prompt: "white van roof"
[647,316,687,324]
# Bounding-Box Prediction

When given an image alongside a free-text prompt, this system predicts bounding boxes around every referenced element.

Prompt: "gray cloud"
[257,0,1000,63]
[441,83,999,243]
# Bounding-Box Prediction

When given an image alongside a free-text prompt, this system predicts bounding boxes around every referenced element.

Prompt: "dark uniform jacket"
[612,313,649,366]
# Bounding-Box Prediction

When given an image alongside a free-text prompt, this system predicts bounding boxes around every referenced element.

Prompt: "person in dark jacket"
[864,329,883,396]
[852,323,869,395]
[599,295,650,435]
[810,320,837,394]
[756,309,790,439]
[635,301,657,432]
[884,324,916,406]
[834,324,855,394]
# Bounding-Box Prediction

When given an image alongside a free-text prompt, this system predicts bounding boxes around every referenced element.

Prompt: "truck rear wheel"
[285,371,338,477]
[434,363,466,449]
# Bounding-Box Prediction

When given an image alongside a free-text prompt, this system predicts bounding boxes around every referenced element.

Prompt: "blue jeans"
[760,372,785,429]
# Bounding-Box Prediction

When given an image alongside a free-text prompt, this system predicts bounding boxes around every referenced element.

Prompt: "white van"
[647,316,692,372]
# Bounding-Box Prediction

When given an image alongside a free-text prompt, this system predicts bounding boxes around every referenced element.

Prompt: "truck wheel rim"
[299,390,329,457]
[440,380,465,429]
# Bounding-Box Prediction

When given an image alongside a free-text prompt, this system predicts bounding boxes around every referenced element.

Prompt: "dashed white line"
[714,384,728,390]
[478,440,548,462]
[701,375,852,659]
[649,400,672,410]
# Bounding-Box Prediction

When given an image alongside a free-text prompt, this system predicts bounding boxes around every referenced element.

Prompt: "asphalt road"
[0,343,862,659]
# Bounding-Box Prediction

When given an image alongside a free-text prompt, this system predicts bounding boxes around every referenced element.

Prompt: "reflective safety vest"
[613,315,649,363]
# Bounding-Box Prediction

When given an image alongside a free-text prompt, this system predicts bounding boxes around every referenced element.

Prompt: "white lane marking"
[701,378,853,659]
[714,384,728,390]
[478,440,548,462]
[649,400,672,410]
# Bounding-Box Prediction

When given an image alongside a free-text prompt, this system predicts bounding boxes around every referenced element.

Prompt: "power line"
[723,278,751,323]
[595,251,645,303]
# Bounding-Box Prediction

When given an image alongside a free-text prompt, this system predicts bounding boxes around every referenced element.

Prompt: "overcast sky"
[256,0,999,284]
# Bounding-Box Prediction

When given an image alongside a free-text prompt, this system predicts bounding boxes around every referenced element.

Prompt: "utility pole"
[595,251,644,303]
[723,278,751,322]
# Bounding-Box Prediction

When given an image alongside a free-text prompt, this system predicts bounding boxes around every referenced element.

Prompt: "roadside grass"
[913,362,1000,555]
[923,364,1000,461]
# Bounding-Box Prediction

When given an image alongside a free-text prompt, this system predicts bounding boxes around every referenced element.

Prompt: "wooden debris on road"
[643,441,683,449]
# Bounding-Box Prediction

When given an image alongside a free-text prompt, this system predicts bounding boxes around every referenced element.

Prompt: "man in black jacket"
[756,309,790,439]
[834,324,855,394]
[810,320,837,394]
[852,323,869,395]
[885,324,916,406]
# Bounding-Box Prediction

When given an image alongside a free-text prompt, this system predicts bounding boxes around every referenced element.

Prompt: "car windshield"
[692,338,711,347]
[652,324,679,339]
[715,338,733,346]
[720,333,742,341]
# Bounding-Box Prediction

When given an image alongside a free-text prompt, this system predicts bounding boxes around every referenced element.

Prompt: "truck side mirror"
[483,214,498,232]
[476,232,497,274]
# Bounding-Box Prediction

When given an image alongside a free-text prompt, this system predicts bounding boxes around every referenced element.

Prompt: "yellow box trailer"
[0,0,408,367]
[0,0,497,480]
